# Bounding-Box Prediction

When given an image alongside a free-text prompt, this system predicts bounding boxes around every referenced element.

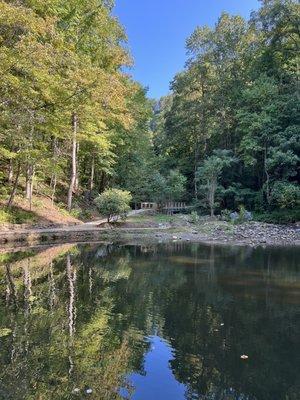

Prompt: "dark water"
[0,242,299,400]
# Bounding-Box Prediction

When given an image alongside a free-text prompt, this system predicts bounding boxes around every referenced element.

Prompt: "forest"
[0,0,299,223]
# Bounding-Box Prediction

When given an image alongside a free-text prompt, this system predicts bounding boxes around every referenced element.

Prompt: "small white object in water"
[86,388,93,394]
[220,323,224,326]
[173,236,178,240]
[72,388,80,394]
[240,355,249,360]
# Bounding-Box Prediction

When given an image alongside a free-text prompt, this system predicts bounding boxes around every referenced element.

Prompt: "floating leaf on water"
[0,328,12,337]
[240,355,249,360]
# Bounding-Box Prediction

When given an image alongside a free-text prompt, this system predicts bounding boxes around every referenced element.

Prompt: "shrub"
[254,209,300,224]
[220,209,231,222]
[94,189,132,222]
[270,181,300,209]
[189,211,200,224]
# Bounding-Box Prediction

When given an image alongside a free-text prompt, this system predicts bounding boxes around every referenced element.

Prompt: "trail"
[0,209,149,236]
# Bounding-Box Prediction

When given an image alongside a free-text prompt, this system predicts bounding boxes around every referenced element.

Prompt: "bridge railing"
[139,202,188,212]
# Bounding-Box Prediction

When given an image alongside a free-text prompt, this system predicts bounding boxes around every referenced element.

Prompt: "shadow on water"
[0,242,299,400]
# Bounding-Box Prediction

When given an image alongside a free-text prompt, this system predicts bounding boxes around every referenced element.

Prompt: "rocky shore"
[151,221,300,246]
[0,218,299,249]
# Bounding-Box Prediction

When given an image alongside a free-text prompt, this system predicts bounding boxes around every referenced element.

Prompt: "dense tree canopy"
[0,0,156,211]
[153,0,299,217]
[0,0,299,221]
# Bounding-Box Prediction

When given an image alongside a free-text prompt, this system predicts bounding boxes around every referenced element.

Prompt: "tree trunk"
[8,159,13,185]
[74,141,80,192]
[89,156,95,197]
[68,112,78,211]
[51,138,58,204]
[51,174,57,204]
[7,163,21,208]
[26,164,34,210]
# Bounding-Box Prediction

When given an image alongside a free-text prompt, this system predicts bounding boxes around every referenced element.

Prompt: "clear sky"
[114,0,260,99]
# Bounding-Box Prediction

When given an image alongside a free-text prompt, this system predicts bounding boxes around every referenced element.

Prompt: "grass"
[0,206,37,225]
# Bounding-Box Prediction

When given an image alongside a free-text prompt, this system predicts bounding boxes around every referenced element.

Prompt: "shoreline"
[0,220,299,250]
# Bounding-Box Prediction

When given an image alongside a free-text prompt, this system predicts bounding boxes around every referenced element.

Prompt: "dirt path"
[0,209,149,236]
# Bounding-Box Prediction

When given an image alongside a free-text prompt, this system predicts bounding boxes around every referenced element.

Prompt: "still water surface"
[0,242,299,400]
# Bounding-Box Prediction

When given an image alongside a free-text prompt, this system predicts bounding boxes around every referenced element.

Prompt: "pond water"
[0,242,299,400]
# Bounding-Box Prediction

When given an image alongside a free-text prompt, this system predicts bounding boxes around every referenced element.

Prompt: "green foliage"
[270,181,300,210]
[152,0,299,220]
[255,209,300,225]
[196,150,236,216]
[0,206,37,224]
[94,188,132,222]
[0,328,12,337]
[0,0,155,211]
[189,211,200,224]
[165,170,187,201]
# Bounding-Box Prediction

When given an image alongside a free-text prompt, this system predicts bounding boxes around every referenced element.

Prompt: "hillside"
[0,195,83,229]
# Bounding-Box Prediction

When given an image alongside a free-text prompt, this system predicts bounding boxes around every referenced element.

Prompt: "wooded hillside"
[0,0,299,223]
[153,0,299,221]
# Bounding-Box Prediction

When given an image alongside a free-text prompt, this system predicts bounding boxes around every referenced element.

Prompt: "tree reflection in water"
[0,243,299,400]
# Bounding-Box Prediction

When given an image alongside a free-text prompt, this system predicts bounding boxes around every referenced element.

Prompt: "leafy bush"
[188,211,200,223]
[270,181,300,209]
[94,189,132,222]
[220,209,231,222]
[254,209,300,224]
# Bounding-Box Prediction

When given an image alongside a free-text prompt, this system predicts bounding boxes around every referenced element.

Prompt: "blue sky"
[114,0,260,99]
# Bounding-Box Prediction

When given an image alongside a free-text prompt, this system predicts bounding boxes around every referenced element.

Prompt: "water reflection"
[0,243,299,400]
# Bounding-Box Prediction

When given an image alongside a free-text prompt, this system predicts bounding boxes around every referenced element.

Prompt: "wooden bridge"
[140,202,187,213]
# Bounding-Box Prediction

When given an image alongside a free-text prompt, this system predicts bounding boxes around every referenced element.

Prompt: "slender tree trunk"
[51,174,57,204]
[51,138,58,204]
[68,112,78,211]
[26,164,34,210]
[8,159,13,185]
[74,142,80,192]
[7,163,21,208]
[89,156,95,198]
